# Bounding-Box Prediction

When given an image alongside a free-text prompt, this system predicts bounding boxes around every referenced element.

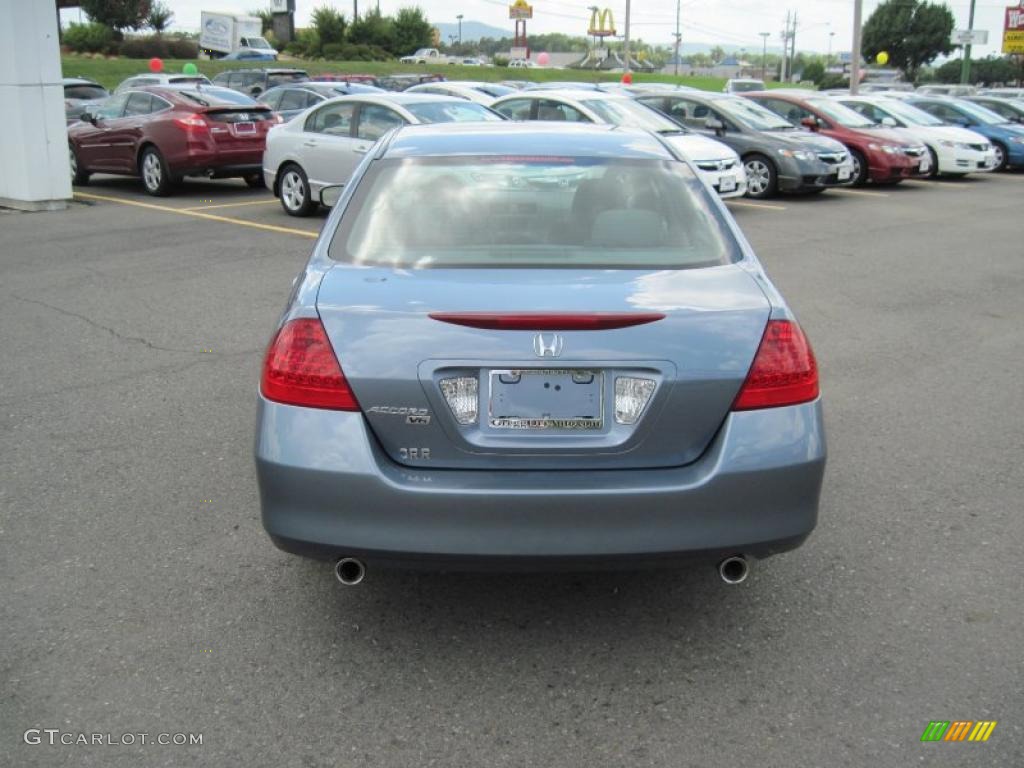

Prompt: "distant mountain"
[434,21,510,43]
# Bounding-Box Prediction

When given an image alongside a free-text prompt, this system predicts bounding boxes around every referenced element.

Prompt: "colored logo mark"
[921,720,997,742]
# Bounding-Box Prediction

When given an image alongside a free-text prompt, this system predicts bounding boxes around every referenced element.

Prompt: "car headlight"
[868,142,900,154]
[777,149,814,161]
[1011,136,1024,145]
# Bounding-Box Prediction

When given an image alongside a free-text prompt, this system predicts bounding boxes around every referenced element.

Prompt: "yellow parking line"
[74,191,318,239]
[182,199,280,211]
[726,200,787,211]
[833,188,889,198]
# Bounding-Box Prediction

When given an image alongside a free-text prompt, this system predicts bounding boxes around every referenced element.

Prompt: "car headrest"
[590,209,667,248]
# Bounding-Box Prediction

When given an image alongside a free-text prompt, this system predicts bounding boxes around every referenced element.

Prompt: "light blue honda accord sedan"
[254,122,826,585]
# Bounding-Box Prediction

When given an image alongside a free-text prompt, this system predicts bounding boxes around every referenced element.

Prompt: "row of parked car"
[64,69,1024,211]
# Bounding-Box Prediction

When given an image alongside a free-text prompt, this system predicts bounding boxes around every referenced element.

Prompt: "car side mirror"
[704,116,726,136]
[880,116,898,127]
[800,116,820,131]
[81,111,98,125]
[319,185,343,208]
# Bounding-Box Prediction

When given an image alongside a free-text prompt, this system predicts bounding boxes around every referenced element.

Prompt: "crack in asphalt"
[11,294,231,355]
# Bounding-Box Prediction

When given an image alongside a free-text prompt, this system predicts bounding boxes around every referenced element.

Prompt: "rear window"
[404,101,504,124]
[177,88,258,107]
[329,157,739,269]
[267,72,309,87]
[65,84,108,100]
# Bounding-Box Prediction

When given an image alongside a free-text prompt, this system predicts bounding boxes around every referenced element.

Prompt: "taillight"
[173,112,208,131]
[732,319,818,410]
[260,318,359,411]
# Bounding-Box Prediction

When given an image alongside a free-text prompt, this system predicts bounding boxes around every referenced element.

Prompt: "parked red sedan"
[743,90,931,185]
[68,86,278,196]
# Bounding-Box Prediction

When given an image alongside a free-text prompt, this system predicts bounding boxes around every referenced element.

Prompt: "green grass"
[62,53,738,92]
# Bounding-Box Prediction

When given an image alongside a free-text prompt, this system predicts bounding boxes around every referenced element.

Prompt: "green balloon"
[182,62,198,75]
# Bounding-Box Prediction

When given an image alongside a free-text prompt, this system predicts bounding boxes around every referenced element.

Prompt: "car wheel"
[743,154,776,199]
[278,164,316,217]
[139,146,173,197]
[991,141,1008,172]
[849,149,869,186]
[69,144,90,186]
[926,147,939,179]
[244,172,265,189]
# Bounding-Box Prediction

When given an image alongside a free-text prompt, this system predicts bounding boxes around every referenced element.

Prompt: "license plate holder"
[488,369,603,430]
[837,165,852,181]
[718,175,737,193]
[232,121,257,136]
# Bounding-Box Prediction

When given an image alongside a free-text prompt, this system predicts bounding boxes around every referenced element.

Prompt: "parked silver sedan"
[263,93,504,216]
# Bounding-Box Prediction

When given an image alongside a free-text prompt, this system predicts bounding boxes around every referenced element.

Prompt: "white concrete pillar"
[0,0,72,211]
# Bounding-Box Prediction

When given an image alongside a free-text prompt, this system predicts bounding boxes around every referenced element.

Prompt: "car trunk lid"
[317,264,771,470]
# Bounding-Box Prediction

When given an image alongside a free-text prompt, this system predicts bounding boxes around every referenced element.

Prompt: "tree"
[311,5,347,49]
[81,0,151,36]
[802,59,826,86]
[392,7,433,56]
[709,45,726,64]
[251,8,274,34]
[146,1,173,35]
[861,0,955,82]
[348,8,395,52]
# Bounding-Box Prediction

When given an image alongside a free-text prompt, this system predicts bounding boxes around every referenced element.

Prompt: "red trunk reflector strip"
[732,319,819,411]
[260,318,359,411]
[428,312,665,331]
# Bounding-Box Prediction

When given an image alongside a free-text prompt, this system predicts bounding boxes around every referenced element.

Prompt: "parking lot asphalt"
[3,172,1023,767]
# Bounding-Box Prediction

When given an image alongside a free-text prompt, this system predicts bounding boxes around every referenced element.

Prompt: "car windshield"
[806,98,876,127]
[951,100,1010,125]
[178,88,259,107]
[728,80,764,92]
[715,97,794,130]
[268,72,309,87]
[330,157,738,269]
[873,99,944,126]
[247,37,273,49]
[580,98,682,133]
[405,102,504,123]
[169,76,211,85]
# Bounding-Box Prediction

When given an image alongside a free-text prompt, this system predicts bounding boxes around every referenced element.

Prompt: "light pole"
[760,31,770,81]
[851,0,863,94]
[623,0,632,75]
[828,31,835,64]
[456,13,463,45]
[674,0,681,77]
[960,0,977,84]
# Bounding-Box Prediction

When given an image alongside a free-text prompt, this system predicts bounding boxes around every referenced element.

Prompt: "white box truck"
[200,12,277,59]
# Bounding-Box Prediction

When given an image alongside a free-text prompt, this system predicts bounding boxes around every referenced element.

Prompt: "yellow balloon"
[876,51,889,65]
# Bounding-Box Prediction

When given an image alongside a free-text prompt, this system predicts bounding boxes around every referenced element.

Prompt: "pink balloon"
[149,57,164,73]
[536,52,550,66]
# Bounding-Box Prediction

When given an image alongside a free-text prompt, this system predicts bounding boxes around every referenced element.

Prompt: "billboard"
[1004,3,1024,53]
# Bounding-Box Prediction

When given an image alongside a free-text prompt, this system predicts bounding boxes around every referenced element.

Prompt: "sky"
[60,0,1018,56]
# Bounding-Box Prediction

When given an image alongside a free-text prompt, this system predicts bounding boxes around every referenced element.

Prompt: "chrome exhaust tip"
[718,555,749,585]
[334,557,365,586]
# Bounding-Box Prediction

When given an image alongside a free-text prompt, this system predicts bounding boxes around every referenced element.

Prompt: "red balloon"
[621,72,633,85]
[149,57,164,73]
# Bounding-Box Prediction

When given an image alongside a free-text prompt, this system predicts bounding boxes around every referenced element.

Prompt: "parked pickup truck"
[399,48,448,64]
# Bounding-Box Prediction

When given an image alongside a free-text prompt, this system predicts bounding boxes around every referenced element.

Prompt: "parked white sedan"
[490,90,747,198]
[263,93,503,216]
[837,95,997,176]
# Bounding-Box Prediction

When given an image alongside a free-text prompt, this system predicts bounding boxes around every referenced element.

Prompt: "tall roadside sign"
[1004,2,1024,53]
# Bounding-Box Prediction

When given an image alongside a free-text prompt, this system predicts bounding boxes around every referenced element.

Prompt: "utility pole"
[781,11,791,82]
[674,0,681,76]
[623,0,632,74]
[828,31,835,64]
[353,0,358,22]
[790,11,798,80]
[457,13,463,45]
[960,0,977,84]
[760,32,770,80]
[851,0,863,94]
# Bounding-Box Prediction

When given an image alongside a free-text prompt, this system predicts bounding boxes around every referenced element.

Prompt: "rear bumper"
[255,397,827,569]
